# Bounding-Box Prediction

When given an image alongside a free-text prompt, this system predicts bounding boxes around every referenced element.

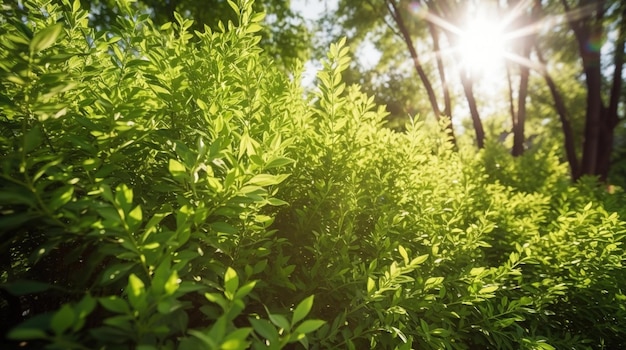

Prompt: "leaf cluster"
[1,1,625,349]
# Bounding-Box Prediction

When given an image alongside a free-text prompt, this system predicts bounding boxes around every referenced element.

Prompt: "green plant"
[0,0,322,348]
[1,0,625,349]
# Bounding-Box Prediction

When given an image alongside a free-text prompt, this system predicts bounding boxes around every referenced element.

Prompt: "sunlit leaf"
[292,295,314,326]
[30,23,64,53]
[294,319,325,334]
[127,274,145,310]
[479,285,499,294]
[398,245,409,265]
[224,267,239,300]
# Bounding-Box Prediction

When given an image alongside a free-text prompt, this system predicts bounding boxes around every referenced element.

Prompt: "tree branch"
[384,0,442,119]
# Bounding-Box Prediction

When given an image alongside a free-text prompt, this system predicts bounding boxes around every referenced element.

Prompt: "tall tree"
[326,0,625,181]
[79,0,311,68]
[384,0,457,144]
[533,0,625,180]
[564,0,625,181]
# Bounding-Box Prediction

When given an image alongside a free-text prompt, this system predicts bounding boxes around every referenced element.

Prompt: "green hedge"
[1,0,625,349]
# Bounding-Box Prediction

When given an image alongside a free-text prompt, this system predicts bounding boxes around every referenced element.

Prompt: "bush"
[1,0,625,349]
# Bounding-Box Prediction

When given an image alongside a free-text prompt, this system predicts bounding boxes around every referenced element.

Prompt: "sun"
[457,17,509,77]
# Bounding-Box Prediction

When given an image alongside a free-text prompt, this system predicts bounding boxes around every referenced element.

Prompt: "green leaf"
[430,328,450,337]
[207,317,227,343]
[266,197,289,206]
[268,313,290,331]
[246,23,263,34]
[103,315,133,329]
[169,159,186,182]
[479,285,499,294]
[115,184,133,213]
[99,296,130,314]
[164,270,180,296]
[249,318,278,341]
[221,327,252,350]
[30,23,64,53]
[247,174,288,186]
[234,280,256,299]
[294,319,325,334]
[424,277,444,290]
[23,125,43,152]
[367,277,375,294]
[1,280,52,295]
[188,329,219,348]
[398,245,409,265]
[51,304,75,335]
[6,328,47,340]
[100,263,135,285]
[48,185,74,211]
[292,295,314,326]
[127,205,142,231]
[75,294,97,324]
[211,222,238,234]
[409,254,429,266]
[127,274,145,310]
[205,292,228,310]
[227,0,239,14]
[72,0,81,13]
[265,157,294,169]
[149,83,170,96]
[470,267,485,276]
[224,267,239,300]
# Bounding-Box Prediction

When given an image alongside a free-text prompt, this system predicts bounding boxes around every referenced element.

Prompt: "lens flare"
[586,33,603,53]
[408,2,427,18]
[458,18,508,75]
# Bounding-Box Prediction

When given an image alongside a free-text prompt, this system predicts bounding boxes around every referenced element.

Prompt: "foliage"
[1,0,626,349]
[0,0,320,348]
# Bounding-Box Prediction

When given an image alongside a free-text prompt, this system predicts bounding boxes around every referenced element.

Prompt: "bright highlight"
[458,18,508,76]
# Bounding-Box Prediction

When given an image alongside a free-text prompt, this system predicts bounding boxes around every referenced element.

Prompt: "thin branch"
[364,0,401,38]
[384,0,442,119]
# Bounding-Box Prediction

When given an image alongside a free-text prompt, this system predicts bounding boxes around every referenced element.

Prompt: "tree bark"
[566,0,604,177]
[512,44,531,156]
[427,20,456,145]
[385,1,441,119]
[460,71,485,148]
[506,63,516,135]
[598,4,626,181]
[429,0,484,148]
[535,45,580,179]
[511,1,537,156]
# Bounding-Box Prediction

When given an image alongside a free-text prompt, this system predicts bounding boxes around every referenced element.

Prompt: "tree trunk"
[460,71,485,148]
[506,63,516,136]
[535,45,581,179]
[385,1,440,119]
[427,22,451,118]
[511,1,537,156]
[512,48,530,157]
[598,3,626,181]
[429,0,484,148]
[427,20,456,145]
[565,0,605,177]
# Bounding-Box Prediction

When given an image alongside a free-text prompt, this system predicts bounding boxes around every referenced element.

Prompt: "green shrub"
[1,0,322,348]
[1,0,625,349]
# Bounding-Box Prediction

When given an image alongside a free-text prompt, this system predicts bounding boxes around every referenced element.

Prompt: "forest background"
[79,0,626,184]
[1,0,626,349]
